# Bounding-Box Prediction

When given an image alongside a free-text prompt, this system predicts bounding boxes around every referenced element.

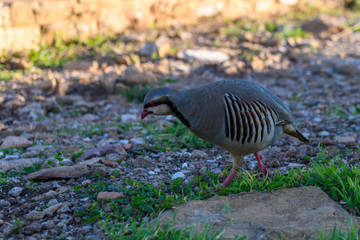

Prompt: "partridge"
[141,80,310,188]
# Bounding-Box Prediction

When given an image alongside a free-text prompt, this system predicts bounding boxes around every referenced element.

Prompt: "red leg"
[254,152,272,177]
[220,170,239,188]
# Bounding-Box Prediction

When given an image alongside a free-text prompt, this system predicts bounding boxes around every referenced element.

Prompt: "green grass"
[0,70,16,82]
[142,121,213,151]
[119,84,155,104]
[329,105,360,118]
[2,34,122,70]
[221,18,259,37]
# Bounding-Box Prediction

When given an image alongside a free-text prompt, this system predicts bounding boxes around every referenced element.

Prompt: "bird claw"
[257,165,273,178]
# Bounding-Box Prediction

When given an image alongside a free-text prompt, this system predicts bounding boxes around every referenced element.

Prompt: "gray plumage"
[142,79,310,186]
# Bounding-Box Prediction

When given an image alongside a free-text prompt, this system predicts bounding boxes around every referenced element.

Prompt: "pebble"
[44,203,63,216]
[97,192,125,202]
[182,162,188,168]
[0,199,11,207]
[319,131,330,137]
[57,204,71,213]
[48,199,59,206]
[288,163,305,168]
[81,179,92,186]
[26,210,45,220]
[4,154,20,160]
[8,186,23,197]
[23,222,41,235]
[41,220,55,230]
[179,49,230,63]
[191,150,208,159]
[103,159,117,167]
[121,114,137,122]
[130,138,145,145]
[172,171,186,180]
[106,153,124,163]
[335,136,355,144]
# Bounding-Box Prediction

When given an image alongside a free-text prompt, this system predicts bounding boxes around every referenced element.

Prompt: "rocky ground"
[0,12,360,239]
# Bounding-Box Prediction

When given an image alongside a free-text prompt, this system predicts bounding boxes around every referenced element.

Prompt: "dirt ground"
[0,13,359,239]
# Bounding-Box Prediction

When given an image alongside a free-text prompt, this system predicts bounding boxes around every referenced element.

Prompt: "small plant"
[0,70,15,82]
[120,84,155,103]
[143,121,213,151]
[54,152,64,166]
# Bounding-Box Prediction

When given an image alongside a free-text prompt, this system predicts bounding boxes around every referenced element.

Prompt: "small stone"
[319,131,330,137]
[179,49,230,63]
[139,42,159,58]
[4,154,20,160]
[23,222,41,235]
[0,199,11,207]
[9,187,23,197]
[172,171,186,180]
[288,163,305,169]
[271,159,280,168]
[97,192,124,202]
[131,156,153,168]
[81,179,92,186]
[0,136,33,149]
[123,143,132,150]
[26,210,45,220]
[44,203,63,217]
[191,150,208,159]
[2,222,14,235]
[57,204,71,213]
[251,58,265,71]
[130,138,145,145]
[182,162,188,168]
[48,199,59,206]
[107,152,126,163]
[0,219,3,226]
[121,114,137,122]
[122,64,158,85]
[41,220,55,230]
[335,136,355,144]
[63,60,97,71]
[103,159,117,167]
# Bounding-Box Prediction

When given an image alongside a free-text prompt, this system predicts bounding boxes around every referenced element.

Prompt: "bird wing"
[223,93,279,144]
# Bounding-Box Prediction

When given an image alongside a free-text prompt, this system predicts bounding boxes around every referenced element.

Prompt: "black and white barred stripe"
[223,93,278,144]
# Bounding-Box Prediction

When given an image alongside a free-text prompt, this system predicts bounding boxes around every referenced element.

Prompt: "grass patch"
[221,18,259,37]
[0,70,16,82]
[119,84,155,104]
[142,121,213,151]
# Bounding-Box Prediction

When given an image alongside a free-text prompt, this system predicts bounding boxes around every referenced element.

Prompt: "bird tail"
[283,124,310,144]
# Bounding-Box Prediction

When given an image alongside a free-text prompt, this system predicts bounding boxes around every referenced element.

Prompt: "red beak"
[141,108,152,120]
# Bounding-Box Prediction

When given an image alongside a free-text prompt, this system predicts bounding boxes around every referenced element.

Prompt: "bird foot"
[254,152,273,178]
[258,164,272,178]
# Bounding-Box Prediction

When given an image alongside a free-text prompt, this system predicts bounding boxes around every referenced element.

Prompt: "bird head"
[141,88,177,120]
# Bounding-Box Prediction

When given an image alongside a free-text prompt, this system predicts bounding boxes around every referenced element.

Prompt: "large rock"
[24,165,89,180]
[121,64,158,85]
[0,158,42,173]
[156,187,359,239]
[0,136,33,149]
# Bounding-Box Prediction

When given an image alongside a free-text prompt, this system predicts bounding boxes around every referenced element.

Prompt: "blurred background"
[0,0,360,239]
